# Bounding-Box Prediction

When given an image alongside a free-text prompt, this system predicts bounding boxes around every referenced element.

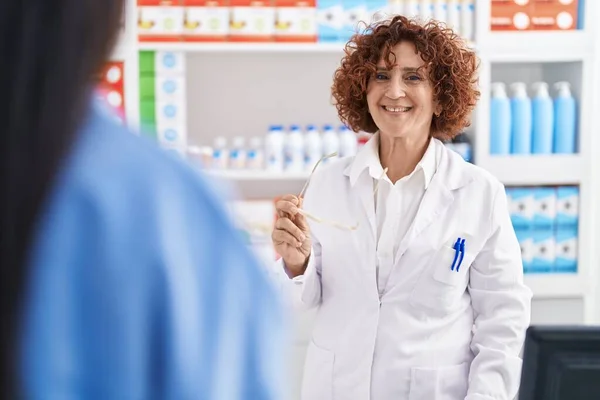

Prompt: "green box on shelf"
[139,74,155,100]
[140,100,156,124]
[139,51,155,74]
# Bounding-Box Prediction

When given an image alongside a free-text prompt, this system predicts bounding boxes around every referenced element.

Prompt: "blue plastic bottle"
[490,82,511,155]
[531,82,554,154]
[553,81,577,154]
[510,82,532,154]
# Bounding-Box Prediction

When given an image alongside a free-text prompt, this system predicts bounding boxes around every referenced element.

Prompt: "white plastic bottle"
[322,124,340,164]
[284,125,305,172]
[420,0,433,22]
[460,0,474,42]
[229,136,247,170]
[304,125,323,172]
[447,0,461,34]
[338,125,358,157]
[265,125,285,172]
[212,136,229,170]
[388,0,406,17]
[405,0,420,19]
[246,136,264,170]
[433,0,447,24]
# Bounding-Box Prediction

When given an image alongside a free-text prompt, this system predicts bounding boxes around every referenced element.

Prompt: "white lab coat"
[278,139,532,400]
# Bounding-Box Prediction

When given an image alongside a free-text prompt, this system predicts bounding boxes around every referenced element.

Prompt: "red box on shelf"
[138,0,185,42]
[229,0,276,42]
[274,0,317,42]
[183,0,229,41]
[97,62,126,123]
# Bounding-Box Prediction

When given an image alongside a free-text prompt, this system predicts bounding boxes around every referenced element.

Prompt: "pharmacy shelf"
[525,274,588,299]
[477,155,585,186]
[207,170,308,200]
[209,170,310,180]
[480,31,593,63]
[137,40,477,54]
[137,42,346,53]
[207,155,585,189]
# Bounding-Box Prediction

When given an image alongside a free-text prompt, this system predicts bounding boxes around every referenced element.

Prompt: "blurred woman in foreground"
[0,1,284,398]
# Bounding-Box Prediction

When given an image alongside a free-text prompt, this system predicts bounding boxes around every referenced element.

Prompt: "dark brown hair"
[0,1,124,396]
[331,15,480,140]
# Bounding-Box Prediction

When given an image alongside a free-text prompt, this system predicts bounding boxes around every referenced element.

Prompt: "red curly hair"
[331,15,480,141]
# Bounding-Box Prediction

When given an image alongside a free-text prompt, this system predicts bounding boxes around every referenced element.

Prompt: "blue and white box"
[155,51,186,75]
[365,0,388,26]
[156,101,187,148]
[554,227,578,273]
[556,186,579,228]
[156,75,186,103]
[340,0,366,42]
[531,229,555,273]
[533,187,557,229]
[317,0,344,42]
[157,123,187,148]
[515,228,534,274]
[507,187,535,229]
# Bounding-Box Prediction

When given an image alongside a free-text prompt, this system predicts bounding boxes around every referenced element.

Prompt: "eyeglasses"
[296,153,388,231]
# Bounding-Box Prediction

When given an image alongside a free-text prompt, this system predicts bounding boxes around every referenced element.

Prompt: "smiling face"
[366,41,439,141]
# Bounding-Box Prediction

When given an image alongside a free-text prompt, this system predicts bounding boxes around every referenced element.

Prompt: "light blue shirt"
[20,103,285,399]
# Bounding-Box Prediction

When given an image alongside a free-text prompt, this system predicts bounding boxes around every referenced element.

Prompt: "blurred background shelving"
[110,0,600,321]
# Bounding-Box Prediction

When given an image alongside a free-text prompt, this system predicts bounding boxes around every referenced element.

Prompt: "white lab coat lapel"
[385,146,473,292]
[343,134,380,242]
[348,168,377,242]
[394,175,453,261]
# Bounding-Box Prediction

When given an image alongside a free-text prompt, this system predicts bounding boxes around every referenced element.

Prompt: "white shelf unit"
[477,155,586,186]
[208,170,310,199]
[137,40,476,53]
[138,42,347,53]
[479,31,593,63]
[117,0,600,324]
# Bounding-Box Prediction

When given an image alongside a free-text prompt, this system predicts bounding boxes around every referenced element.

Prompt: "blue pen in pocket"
[451,237,466,271]
[456,239,466,272]
[451,238,461,271]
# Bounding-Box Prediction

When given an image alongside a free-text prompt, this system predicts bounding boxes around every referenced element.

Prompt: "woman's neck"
[378,133,430,183]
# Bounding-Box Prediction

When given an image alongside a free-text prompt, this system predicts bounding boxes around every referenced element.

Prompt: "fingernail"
[296,242,302,247]
[300,234,306,241]
[291,207,298,214]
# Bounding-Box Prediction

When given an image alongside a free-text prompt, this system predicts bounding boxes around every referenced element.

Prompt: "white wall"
[185,52,341,146]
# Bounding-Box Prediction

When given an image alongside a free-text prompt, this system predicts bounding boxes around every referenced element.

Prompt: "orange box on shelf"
[491,0,579,31]
[491,1,532,31]
[183,0,229,41]
[530,2,578,30]
[138,0,185,42]
[274,0,317,42]
[229,0,276,42]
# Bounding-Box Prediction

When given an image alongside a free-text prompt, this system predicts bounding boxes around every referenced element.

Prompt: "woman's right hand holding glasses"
[272,194,312,277]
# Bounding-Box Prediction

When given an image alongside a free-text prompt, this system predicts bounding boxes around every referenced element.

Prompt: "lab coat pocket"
[410,245,473,312]
[432,246,472,287]
[408,362,470,400]
[301,340,334,400]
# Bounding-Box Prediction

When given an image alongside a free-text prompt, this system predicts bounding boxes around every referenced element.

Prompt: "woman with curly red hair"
[272,15,531,400]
